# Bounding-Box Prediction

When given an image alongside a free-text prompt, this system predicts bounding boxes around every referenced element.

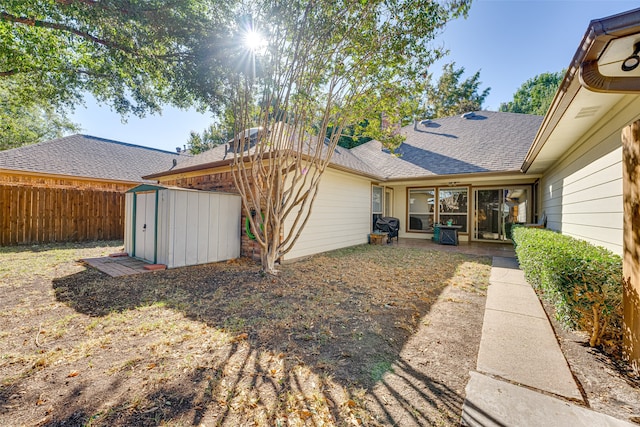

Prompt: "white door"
[134,192,156,262]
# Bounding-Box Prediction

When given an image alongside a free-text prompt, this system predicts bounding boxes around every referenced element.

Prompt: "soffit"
[526,33,640,175]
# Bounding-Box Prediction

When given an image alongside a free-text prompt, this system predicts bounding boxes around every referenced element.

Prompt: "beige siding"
[541,131,623,255]
[283,168,371,260]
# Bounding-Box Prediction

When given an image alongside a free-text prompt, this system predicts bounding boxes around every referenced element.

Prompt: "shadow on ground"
[4,246,490,425]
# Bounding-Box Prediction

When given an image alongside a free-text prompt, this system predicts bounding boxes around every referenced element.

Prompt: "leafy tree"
[422,62,490,118]
[186,124,229,154]
[332,122,371,149]
[0,0,234,117]
[0,76,78,151]
[499,71,564,115]
[230,0,470,274]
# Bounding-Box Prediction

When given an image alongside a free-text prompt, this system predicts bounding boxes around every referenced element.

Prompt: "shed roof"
[0,134,182,183]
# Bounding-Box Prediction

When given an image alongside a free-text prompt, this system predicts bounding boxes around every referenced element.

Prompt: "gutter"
[144,151,385,182]
[521,8,640,173]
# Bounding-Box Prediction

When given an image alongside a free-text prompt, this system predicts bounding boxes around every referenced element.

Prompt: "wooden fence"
[0,185,125,246]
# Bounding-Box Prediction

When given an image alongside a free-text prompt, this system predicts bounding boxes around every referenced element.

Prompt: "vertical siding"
[141,188,242,268]
[217,194,241,260]
[197,193,212,264]
[283,168,371,260]
[156,190,170,266]
[184,192,200,265]
[171,191,189,268]
[541,131,623,255]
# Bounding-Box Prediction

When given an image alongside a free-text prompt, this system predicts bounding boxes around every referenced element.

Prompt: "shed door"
[135,192,156,262]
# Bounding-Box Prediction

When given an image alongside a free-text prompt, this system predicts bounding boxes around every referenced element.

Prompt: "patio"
[394,237,516,258]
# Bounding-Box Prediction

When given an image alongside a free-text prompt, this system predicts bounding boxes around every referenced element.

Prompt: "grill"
[374,217,400,244]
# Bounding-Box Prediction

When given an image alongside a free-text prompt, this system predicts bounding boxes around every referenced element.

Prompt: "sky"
[71,0,640,153]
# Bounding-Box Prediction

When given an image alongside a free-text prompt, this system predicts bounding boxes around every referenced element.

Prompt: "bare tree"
[230,0,470,274]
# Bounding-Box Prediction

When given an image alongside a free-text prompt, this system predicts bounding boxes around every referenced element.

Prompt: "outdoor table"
[439,225,462,246]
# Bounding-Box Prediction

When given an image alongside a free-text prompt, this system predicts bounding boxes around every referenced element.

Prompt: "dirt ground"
[1,241,490,426]
[1,241,639,426]
[541,300,640,424]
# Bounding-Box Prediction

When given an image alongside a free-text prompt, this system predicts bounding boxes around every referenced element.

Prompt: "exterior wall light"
[622,41,640,72]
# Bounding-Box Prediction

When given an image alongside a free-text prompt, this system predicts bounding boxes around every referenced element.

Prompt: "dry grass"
[0,241,491,426]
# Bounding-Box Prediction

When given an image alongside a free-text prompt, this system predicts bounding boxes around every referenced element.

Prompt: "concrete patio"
[394,237,516,258]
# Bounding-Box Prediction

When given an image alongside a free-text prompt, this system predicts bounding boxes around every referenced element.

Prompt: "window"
[408,188,435,231]
[439,188,468,232]
[372,186,383,230]
[407,187,469,233]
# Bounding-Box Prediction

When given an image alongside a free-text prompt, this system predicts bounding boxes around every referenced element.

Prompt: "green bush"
[512,226,622,351]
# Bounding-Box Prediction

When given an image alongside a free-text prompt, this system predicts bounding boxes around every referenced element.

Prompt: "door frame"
[472,185,532,242]
[132,190,159,263]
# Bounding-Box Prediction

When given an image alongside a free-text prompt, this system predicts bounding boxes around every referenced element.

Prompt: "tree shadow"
[395,142,489,175]
[7,248,489,425]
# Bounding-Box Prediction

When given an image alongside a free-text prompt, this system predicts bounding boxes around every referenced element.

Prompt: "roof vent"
[461,112,476,119]
[574,106,600,119]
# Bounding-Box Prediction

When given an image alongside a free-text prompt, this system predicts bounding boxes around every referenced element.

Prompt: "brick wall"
[159,171,261,260]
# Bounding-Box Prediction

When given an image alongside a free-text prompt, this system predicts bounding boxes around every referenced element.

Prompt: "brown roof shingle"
[0,134,182,183]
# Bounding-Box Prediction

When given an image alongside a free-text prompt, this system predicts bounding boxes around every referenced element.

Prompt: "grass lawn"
[0,241,491,426]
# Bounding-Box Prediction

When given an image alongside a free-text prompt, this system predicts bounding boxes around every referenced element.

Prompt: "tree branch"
[1,11,135,54]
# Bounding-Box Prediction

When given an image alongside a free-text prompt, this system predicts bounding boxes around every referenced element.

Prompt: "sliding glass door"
[474,188,529,241]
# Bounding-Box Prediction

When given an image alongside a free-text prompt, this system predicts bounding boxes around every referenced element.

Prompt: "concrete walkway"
[461,256,635,427]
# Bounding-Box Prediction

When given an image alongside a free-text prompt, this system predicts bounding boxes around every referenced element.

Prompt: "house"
[518,8,640,364]
[144,111,543,261]
[0,134,181,245]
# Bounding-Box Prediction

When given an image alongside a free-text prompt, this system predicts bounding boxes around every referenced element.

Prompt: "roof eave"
[0,168,146,186]
[383,169,539,184]
[144,152,385,182]
[521,8,640,173]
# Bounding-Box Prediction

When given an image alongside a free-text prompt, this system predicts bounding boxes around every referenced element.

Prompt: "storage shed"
[124,185,241,268]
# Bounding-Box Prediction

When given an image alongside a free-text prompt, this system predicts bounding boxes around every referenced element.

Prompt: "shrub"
[512,226,623,351]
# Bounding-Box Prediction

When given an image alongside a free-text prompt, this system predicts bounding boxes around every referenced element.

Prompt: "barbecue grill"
[374,217,400,244]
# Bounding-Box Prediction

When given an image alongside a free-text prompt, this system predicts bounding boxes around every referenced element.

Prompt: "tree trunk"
[590,305,600,348]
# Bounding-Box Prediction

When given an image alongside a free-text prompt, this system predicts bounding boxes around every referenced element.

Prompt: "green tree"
[422,62,490,118]
[499,71,564,115]
[230,0,471,273]
[0,76,78,150]
[0,1,234,117]
[186,123,229,154]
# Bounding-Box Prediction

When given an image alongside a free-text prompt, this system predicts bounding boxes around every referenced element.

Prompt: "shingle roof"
[151,127,381,179]
[0,134,182,183]
[350,111,544,179]
[146,111,543,181]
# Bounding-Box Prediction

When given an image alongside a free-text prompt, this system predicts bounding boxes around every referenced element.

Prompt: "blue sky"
[71,0,640,153]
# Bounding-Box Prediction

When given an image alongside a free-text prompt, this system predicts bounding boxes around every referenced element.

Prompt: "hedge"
[512,226,623,350]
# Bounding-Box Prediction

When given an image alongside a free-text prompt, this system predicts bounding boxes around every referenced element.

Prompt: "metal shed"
[124,184,241,268]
